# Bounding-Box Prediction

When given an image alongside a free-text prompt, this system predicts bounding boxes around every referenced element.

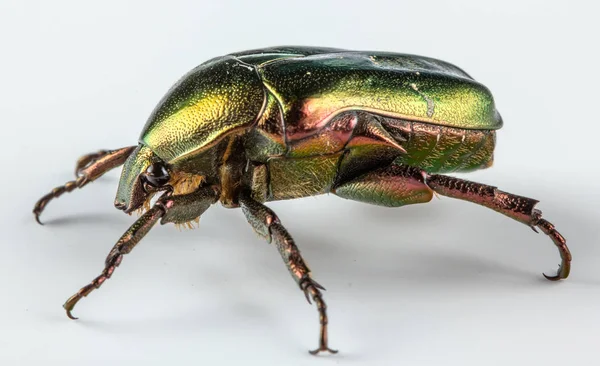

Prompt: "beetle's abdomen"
[251,111,495,202]
[266,153,343,201]
[384,118,496,173]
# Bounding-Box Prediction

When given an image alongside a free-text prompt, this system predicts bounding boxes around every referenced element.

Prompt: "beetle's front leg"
[63,185,219,319]
[238,192,337,355]
[74,149,112,177]
[33,146,136,224]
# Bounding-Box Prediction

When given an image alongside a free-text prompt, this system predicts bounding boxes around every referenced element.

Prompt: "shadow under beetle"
[33,46,571,355]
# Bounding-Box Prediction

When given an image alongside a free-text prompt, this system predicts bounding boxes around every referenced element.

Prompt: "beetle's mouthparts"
[114,199,144,214]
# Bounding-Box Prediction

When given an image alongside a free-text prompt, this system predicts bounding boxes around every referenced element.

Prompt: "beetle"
[33,46,571,355]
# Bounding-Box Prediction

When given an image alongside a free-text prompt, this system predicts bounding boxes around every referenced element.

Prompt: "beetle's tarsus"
[300,277,336,356]
[534,217,570,281]
[32,176,88,223]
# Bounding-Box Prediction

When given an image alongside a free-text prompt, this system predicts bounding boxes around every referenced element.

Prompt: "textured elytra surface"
[139,46,501,168]
[385,119,496,173]
[141,56,265,163]
[126,47,499,205]
[255,49,502,137]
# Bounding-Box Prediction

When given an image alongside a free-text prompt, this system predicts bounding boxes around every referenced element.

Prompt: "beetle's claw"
[65,309,79,320]
[543,264,569,281]
[33,198,47,225]
[34,212,44,225]
[309,347,338,355]
[63,293,82,320]
[543,272,561,281]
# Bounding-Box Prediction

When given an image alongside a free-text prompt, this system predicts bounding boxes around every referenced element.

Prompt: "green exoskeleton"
[33,46,570,355]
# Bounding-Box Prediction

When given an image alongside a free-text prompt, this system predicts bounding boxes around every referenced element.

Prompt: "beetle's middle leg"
[63,185,220,319]
[333,163,571,280]
[33,146,136,224]
[238,191,337,355]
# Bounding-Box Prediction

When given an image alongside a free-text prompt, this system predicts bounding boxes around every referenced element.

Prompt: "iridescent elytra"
[33,46,570,355]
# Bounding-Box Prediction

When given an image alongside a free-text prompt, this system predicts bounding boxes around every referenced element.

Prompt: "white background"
[1,1,599,365]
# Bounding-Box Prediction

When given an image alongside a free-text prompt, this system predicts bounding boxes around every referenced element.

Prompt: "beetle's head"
[115,144,207,214]
[115,145,172,213]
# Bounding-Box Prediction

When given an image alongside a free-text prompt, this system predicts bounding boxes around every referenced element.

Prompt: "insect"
[33,46,571,355]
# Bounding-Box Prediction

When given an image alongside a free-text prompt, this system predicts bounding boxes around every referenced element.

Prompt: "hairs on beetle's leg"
[33,146,136,224]
[63,200,167,319]
[425,173,571,280]
[238,192,337,355]
[74,149,110,177]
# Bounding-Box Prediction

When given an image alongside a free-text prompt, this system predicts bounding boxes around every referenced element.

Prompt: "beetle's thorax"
[139,56,266,165]
[217,135,248,208]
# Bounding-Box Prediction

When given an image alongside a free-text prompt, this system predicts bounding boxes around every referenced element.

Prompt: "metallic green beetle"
[33,46,571,355]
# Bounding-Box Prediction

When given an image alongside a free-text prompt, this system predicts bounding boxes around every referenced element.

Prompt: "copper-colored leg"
[64,202,166,319]
[33,176,89,225]
[536,217,570,280]
[33,146,136,224]
[239,192,338,355]
[426,173,571,280]
[63,186,219,319]
[300,277,337,355]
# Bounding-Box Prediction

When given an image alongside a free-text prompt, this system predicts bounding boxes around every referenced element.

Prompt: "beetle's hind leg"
[333,164,571,280]
[33,146,136,224]
[238,192,337,355]
[425,174,571,280]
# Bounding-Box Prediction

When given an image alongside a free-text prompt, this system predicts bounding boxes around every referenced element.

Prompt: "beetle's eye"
[144,162,171,187]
